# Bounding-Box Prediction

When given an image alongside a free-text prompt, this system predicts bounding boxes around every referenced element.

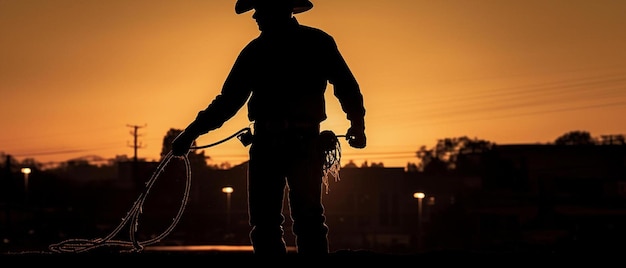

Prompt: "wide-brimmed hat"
[235,0,314,14]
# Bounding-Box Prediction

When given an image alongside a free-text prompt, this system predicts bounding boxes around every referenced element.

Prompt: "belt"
[254,120,320,132]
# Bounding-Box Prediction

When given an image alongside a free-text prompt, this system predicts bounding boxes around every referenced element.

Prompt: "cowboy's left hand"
[346,126,366,149]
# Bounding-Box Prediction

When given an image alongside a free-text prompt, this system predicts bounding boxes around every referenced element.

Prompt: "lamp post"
[413,192,425,252]
[21,168,31,203]
[21,168,31,189]
[222,186,234,226]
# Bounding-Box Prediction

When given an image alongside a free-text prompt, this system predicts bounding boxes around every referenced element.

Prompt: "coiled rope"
[46,128,251,254]
[47,150,190,254]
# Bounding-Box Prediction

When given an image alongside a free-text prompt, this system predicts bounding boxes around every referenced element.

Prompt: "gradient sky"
[2,0,626,169]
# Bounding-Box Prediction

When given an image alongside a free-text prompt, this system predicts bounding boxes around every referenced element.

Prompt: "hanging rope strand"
[320,131,345,194]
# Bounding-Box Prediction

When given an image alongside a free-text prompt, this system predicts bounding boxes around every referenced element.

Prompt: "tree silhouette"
[554,130,596,145]
[416,136,494,172]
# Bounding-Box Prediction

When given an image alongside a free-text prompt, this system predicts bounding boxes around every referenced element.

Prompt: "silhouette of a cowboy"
[172,0,366,255]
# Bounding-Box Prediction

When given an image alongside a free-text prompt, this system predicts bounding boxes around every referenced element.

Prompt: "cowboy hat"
[235,0,314,14]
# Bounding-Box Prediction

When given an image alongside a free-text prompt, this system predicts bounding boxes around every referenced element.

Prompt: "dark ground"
[1,247,609,265]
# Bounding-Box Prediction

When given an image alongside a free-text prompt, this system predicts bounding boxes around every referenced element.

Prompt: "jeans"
[247,125,329,255]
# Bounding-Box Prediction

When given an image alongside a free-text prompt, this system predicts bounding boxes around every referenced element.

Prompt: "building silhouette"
[2,143,625,254]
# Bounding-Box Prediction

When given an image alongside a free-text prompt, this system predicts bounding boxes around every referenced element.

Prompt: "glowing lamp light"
[21,167,31,175]
[222,187,234,194]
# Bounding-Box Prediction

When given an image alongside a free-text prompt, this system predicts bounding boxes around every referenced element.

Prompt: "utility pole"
[126,124,147,162]
[127,124,146,190]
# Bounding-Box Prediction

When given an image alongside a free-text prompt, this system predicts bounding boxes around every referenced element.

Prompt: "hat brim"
[235,0,313,14]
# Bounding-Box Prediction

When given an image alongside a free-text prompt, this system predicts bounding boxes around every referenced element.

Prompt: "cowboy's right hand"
[172,131,196,157]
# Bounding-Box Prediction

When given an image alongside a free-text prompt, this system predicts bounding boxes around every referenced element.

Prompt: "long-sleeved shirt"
[186,18,365,135]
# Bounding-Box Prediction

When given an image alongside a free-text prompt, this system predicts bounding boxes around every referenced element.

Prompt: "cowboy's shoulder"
[299,24,332,38]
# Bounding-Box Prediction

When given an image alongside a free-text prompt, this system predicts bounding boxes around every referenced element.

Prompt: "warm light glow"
[21,168,31,175]
[413,192,425,199]
[222,186,234,194]
[2,1,625,169]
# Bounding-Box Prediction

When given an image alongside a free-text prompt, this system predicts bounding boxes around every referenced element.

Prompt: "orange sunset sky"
[1,0,626,169]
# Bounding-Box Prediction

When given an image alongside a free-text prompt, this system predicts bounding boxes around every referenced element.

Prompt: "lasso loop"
[46,128,253,254]
[48,151,191,254]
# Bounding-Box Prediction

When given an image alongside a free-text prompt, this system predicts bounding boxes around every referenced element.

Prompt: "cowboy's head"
[235,0,313,15]
[236,0,313,32]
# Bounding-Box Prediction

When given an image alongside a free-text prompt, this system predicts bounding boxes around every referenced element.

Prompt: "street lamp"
[222,187,234,226]
[21,167,31,191]
[413,192,425,252]
[21,167,32,204]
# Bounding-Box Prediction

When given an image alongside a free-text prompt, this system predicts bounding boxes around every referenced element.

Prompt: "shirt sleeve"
[326,36,366,127]
[185,47,254,136]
